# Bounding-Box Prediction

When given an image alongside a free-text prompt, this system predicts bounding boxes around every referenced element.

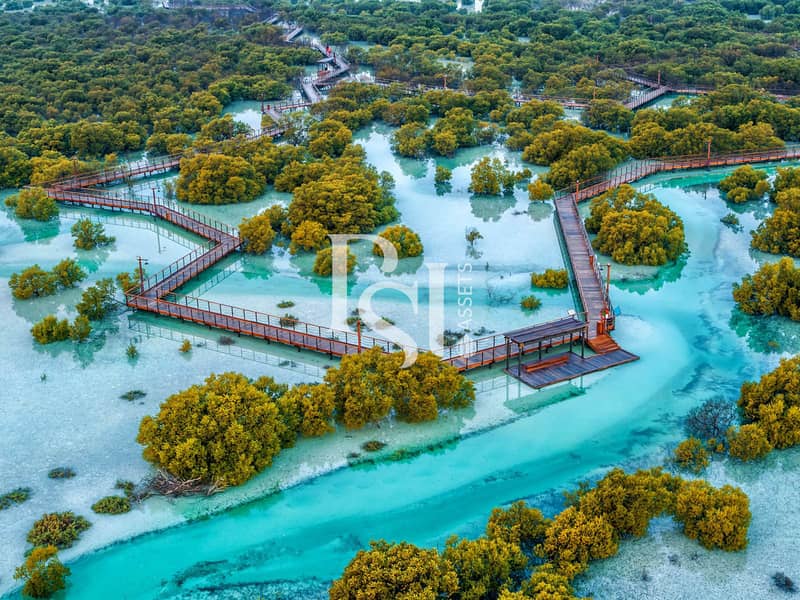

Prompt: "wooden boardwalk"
[553,193,614,346]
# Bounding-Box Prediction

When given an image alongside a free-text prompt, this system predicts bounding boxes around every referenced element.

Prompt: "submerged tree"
[585,185,685,266]
[373,225,424,258]
[239,213,275,254]
[14,545,70,599]
[4,187,58,221]
[71,219,114,250]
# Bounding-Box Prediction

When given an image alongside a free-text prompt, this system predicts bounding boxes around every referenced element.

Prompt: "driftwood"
[143,470,225,497]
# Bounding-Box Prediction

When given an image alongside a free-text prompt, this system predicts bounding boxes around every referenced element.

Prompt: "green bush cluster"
[313,247,356,276]
[373,224,423,258]
[585,185,685,266]
[531,268,568,289]
[4,187,58,221]
[0,487,31,511]
[469,157,527,196]
[27,512,91,550]
[520,295,542,311]
[71,219,114,250]
[138,357,474,488]
[733,257,800,320]
[238,213,275,254]
[673,437,710,473]
[14,545,70,599]
[91,495,132,515]
[330,468,750,599]
[718,165,769,203]
[751,168,800,256]
[9,259,86,300]
[391,106,498,158]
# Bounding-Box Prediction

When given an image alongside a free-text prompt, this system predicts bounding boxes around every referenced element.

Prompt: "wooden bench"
[523,353,570,373]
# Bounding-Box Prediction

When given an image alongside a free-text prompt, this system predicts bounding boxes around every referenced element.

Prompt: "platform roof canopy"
[504,316,587,346]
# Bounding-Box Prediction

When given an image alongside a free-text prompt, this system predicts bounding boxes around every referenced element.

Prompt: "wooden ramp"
[553,193,612,343]
[507,349,639,389]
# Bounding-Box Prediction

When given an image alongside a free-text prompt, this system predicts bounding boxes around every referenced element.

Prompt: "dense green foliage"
[289,220,329,254]
[469,157,525,195]
[527,179,554,201]
[30,315,70,345]
[9,259,85,300]
[313,247,356,276]
[238,213,275,254]
[752,175,800,256]
[14,545,69,599]
[137,353,475,487]
[674,437,710,473]
[727,424,773,461]
[585,185,685,265]
[391,106,499,158]
[582,100,633,133]
[0,5,308,185]
[373,225,423,258]
[176,153,263,205]
[71,219,114,250]
[718,165,769,203]
[4,187,57,221]
[733,257,800,320]
[75,278,117,321]
[324,347,475,429]
[520,295,542,311]
[137,372,285,488]
[674,480,751,551]
[738,355,800,449]
[27,512,91,550]
[434,165,452,184]
[531,269,568,289]
[91,496,131,515]
[329,541,458,600]
[283,154,398,234]
[331,466,749,598]
[9,266,55,300]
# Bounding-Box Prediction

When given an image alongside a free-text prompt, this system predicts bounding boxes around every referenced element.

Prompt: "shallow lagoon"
[2,131,800,598]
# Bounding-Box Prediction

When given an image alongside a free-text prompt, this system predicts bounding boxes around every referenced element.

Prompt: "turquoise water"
[3,132,800,598]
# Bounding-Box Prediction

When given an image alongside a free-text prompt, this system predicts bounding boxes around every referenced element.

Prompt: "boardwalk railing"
[555,193,614,320]
[129,292,399,356]
[138,245,228,297]
[47,155,183,190]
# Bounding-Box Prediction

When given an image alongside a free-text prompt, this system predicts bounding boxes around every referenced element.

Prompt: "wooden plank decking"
[553,193,615,345]
[507,349,639,389]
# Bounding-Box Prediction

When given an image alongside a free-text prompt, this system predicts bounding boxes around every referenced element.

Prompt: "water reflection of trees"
[611,254,688,295]
[470,194,515,222]
[729,310,800,355]
[526,201,553,222]
[10,218,60,243]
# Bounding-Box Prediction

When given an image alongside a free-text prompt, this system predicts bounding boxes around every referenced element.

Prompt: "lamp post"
[706,138,712,167]
[136,256,149,295]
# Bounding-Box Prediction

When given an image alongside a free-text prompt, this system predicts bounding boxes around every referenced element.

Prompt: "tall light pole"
[706,138,712,167]
[136,256,148,295]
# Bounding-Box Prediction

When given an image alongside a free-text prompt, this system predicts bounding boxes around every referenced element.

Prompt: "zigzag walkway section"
[42,137,800,387]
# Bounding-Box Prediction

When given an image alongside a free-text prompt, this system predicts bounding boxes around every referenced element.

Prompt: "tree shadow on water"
[470,194,515,222]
